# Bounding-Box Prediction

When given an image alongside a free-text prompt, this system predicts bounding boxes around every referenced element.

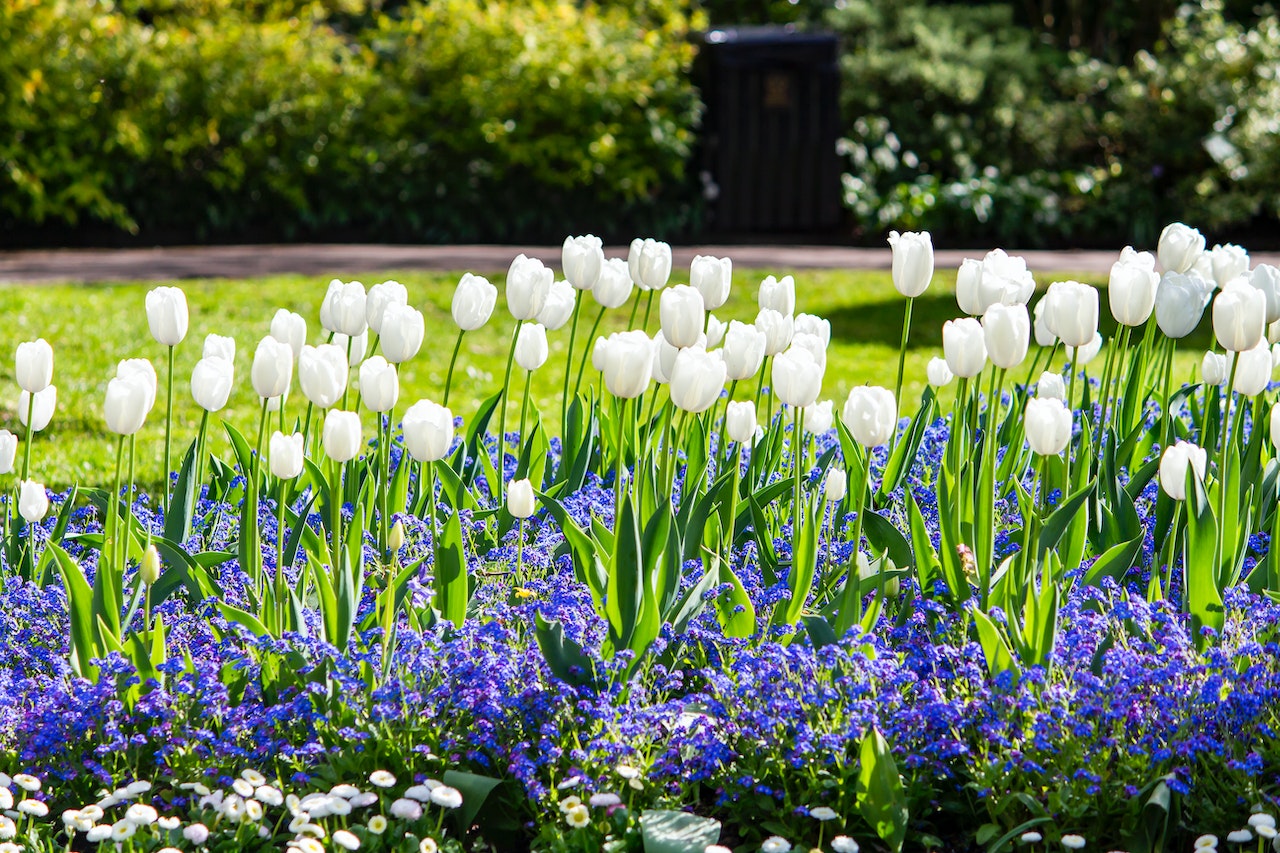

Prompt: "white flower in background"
[367,815,387,834]
[333,829,361,850]
[369,771,396,789]
[592,258,634,309]
[366,280,408,335]
[270,309,307,361]
[1249,265,1280,325]
[926,357,953,388]
[761,836,792,853]
[888,230,933,297]
[691,254,733,309]
[705,313,727,348]
[1064,332,1104,366]
[429,786,463,809]
[18,385,56,432]
[145,286,189,346]
[1207,243,1250,288]
[251,336,292,399]
[202,333,235,362]
[537,280,577,331]
[758,274,796,316]
[15,339,53,394]
[756,308,794,356]
[794,313,831,346]
[1033,297,1057,347]
[183,824,210,844]
[1159,440,1207,501]
[322,280,368,336]
[942,317,986,378]
[1060,835,1086,850]
[1202,351,1228,386]
[565,803,591,828]
[562,234,604,291]
[831,837,860,853]
[1214,280,1267,352]
[451,273,498,331]
[1037,371,1066,401]
[1109,246,1160,326]
[803,399,834,435]
[1226,830,1253,844]
[958,250,1035,315]
[506,254,554,321]
[630,238,672,291]
[1233,341,1272,396]
[380,304,425,364]
[1157,222,1206,273]
[809,806,839,821]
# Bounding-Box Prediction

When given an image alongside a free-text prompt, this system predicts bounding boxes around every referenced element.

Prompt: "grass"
[0,265,1215,490]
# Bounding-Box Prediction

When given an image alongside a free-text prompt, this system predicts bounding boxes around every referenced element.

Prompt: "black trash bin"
[694,26,842,234]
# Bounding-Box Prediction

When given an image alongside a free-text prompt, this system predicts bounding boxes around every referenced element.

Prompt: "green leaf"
[971,608,1020,681]
[1036,479,1096,560]
[434,506,468,628]
[863,509,913,571]
[534,613,596,688]
[164,438,199,544]
[875,392,934,504]
[441,770,502,834]
[855,727,909,853]
[1185,471,1224,652]
[639,810,721,853]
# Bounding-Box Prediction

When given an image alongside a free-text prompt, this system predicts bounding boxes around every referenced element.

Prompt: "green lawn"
[1,265,1212,491]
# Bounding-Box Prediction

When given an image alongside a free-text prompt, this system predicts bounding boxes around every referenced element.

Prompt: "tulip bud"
[691,255,732,310]
[600,330,654,399]
[190,357,234,413]
[299,344,348,409]
[1157,222,1206,273]
[451,273,498,332]
[758,275,796,316]
[1064,332,1103,366]
[514,323,549,371]
[981,302,1030,369]
[507,478,536,519]
[630,239,672,291]
[536,281,576,331]
[322,410,362,463]
[592,258,634,309]
[942,317,986,378]
[1109,247,1160,327]
[756,309,794,357]
[145,286,189,347]
[725,400,757,444]
[1159,440,1206,501]
[823,467,847,502]
[270,309,307,361]
[1214,281,1267,352]
[723,321,767,380]
[251,336,293,399]
[0,430,16,475]
[960,250,1034,315]
[803,399,834,435]
[319,279,342,332]
[1024,397,1072,456]
[506,254,553,321]
[794,313,831,346]
[1155,271,1214,338]
[402,399,455,462]
[1233,342,1271,397]
[105,371,153,436]
[772,346,823,409]
[705,313,726,348]
[1271,405,1280,455]
[269,431,305,479]
[1032,298,1057,347]
[955,258,986,316]
[843,386,897,448]
[365,281,408,335]
[202,333,235,363]
[18,479,47,524]
[15,339,53,394]
[140,545,161,586]
[18,386,55,432]
[791,332,828,373]
[388,520,405,552]
[670,346,726,414]
[1043,281,1098,348]
[1202,351,1228,386]
[1208,243,1249,288]
[380,304,425,364]
[322,280,368,336]
[926,357,953,388]
[591,336,610,371]
[358,356,399,413]
[1250,265,1280,325]
[652,331,679,385]
[888,230,933,298]
[1036,371,1066,401]
[562,235,604,291]
[660,285,706,349]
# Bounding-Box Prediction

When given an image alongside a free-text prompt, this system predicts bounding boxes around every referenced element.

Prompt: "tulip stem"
[1216,353,1241,574]
[1160,338,1177,451]
[1094,324,1132,451]
[275,476,287,634]
[1064,350,1081,489]
[836,443,868,636]
[573,307,607,400]
[560,299,583,428]
[613,398,627,524]
[125,435,137,577]
[20,392,34,483]
[496,320,524,509]
[342,337,354,410]
[163,345,174,513]
[302,401,315,456]
[442,330,465,409]
[754,356,771,426]
[640,290,656,332]
[517,371,533,475]
[891,297,914,439]
[109,436,125,590]
[195,409,209,494]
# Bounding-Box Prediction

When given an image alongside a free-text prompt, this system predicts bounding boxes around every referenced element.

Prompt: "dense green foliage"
[0,0,701,244]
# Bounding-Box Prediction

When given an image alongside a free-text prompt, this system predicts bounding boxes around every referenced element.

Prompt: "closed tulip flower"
[824,467,847,502]
[322,410,362,463]
[1214,281,1267,351]
[981,302,1030,369]
[1272,405,1280,454]
[1036,371,1066,401]
[146,286,189,346]
[723,321,767,380]
[190,357,233,413]
[0,430,15,474]
[691,255,732,309]
[772,346,823,408]
[536,280,576,331]
[270,309,307,361]
[660,285,706,349]
[251,336,293,399]
[116,358,158,412]
[104,372,153,435]
[380,304,425,364]
[562,235,604,291]
[17,385,54,432]
[843,386,897,447]
[725,400,757,444]
[1157,222,1205,273]
[514,323,549,371]
[600,330,654,399]
[756,309,794,356]
[888,230,933,297]
[451,273,498,331]
[18,480,47,524]
[669,346,726,414]
[298,344,349,409]
[630,238,672,291]
[269,431,305,480]
[1044,281,1098,348]
[1208,243,1250,288]
[955,258,987,316]
[332,330,367,366]
[202,333,235,363]
[1032,298,1057,347]
[926,356,953,388]
[592,258,634,309]
[15,339,53,394]
[942,317,987,378]
[318,279,342,331]
[1155,271,1214,338]
[591,336,610,372]
[794,313,831,346]
[706,313,726,348]
[1250,265,1280,325]
[1233,341,1272,396]
[791,330,828,369]
[804,399,834,435]
[1159,440,1207,501]
[652,331,682,385]
[1109,247,1161,326]
[507,478,536,519]
[322,280,368,336]
[1065,332,1103,366]
[402,399,455,462]
[1202,351,1228,386]
[506,255,553,321]
[365,281,408,335]
[758,274,796,316]
[358,356,399,413]
[1024,397,1072,456]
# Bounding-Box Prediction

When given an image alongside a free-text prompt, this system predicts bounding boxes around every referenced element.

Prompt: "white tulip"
[1233,342,1272,397]
[592,258,634,309]
[942,317,986,378]
[507,478,536,519]
[322,280,368,336]
[1024,397,1072,456]
[1201,351,1228,386]
[1159,440,1207,501]
[1251,265,1280,325]
[843,386,896,447]
[270,309,307,361]
[380,304,425,364]
[1043,281,1098,348]
[536,280,577,331]
[1214,280,1267,352]
[402,400,455,462]
[803,399,834,435]
[514,323,549,371]
[630,238,672,291]
[660,285,705,349]
[725,400,757,444]
[691,255,732,310]
[365,280,407,335]
[756,309,794,356]
[794,313,831,346]
[1032,297,1057,347]
[15,339,53,394]
[723,321,767,380]
[1036,371,1066,401]
[1065,332,1104,366]
[322,410,362,463]
[1157,222,1206,273]
[669,346,726,414]
[1207,243,1250,288]
[926,357,953,388]
[823,467,847,502]
[269,431,305,480]
[145,286,189,346]
[1109,247,1160,326]
[18,480,47,524]
[451,273,498,331]
[104,372,152,436]
[1155,271,1214,339]
[562,235,604,291]
[332,331,367,366]
[982,302,1030,369]
[705,313,727,348]
[251,336,293,399]
[772,346,823,409]
[599,330,653,399]
[758,275,796,316]
[18,386,55,432]
[201,333,235,363]
[358,356,399,413]
[888,230,933,298]
[506,255,553,321]
[298,344,349,409]
[0,430,16,474]
[190,357,234,413]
